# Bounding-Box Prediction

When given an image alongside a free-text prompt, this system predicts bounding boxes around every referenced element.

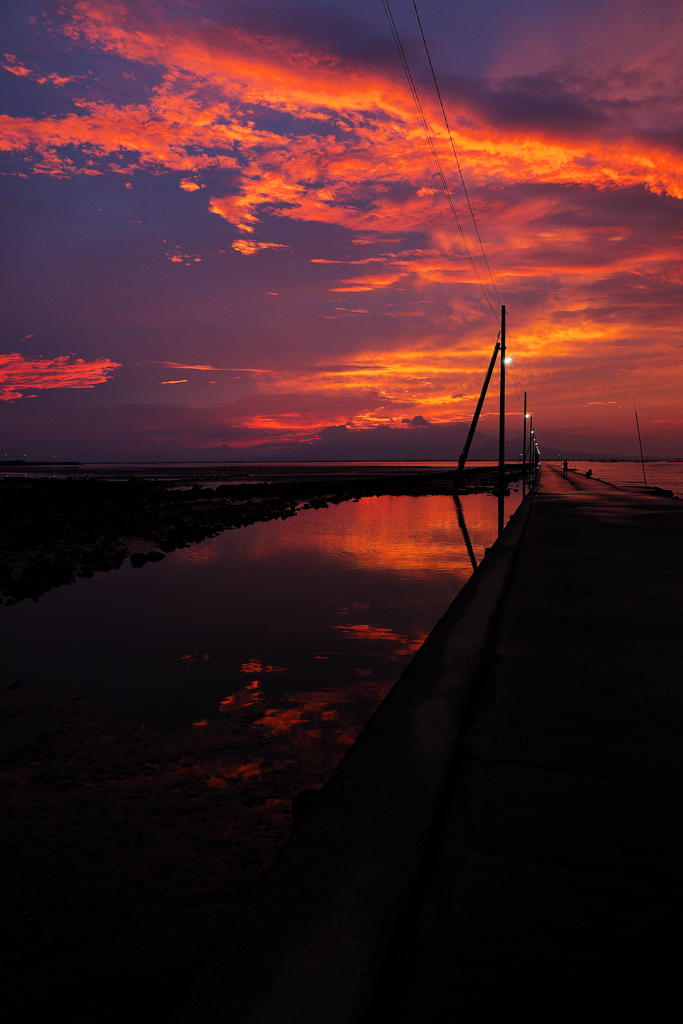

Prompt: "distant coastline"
[1,460,82,467]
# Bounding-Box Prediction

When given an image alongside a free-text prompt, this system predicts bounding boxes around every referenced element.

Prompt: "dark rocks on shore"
[0,466,520,606]
[291,788,320,827]
[130,551,165,569]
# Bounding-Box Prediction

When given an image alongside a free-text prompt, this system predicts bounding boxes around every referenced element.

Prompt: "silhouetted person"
[562,459,568,478]
[586,468,592,478]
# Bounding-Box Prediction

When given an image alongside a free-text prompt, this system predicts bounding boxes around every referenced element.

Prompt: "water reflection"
[0,486,523,1010]
[454,496,478,571]
[219,680,261,711]
[1,491,520,744]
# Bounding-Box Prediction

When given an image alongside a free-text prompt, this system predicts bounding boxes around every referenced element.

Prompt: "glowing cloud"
[1,1,683,455]
[0,353,120,401]
[231,240,290,255]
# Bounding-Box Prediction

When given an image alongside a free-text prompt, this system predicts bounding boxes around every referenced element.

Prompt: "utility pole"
[498,305,506,495]
[497,305,506,535]
[522,390,527,498]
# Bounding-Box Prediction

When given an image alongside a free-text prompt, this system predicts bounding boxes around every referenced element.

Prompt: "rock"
[291,788,319,827]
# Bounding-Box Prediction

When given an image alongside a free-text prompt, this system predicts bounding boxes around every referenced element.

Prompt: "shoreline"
[1,466,521,606]
[1,468,518,1024]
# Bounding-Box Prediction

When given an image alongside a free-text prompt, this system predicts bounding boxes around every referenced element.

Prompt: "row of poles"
[521,390,541,498]
[454,305,540,533]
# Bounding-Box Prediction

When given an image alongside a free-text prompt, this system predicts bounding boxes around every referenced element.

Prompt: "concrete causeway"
[179,468,683,1023]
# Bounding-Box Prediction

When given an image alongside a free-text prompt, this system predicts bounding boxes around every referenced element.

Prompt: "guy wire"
[412,0,502,308]
[380,0,500,322]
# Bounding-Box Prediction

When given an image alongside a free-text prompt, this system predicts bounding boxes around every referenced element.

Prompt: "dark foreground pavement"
[179,468,683,1023]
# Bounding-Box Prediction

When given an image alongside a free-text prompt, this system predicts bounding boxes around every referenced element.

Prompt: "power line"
[381,2,533,431]
[506,338,529,416]
[380,0,500,322]
[412,0,502,308]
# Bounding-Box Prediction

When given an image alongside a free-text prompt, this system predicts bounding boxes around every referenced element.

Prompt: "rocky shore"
[0,464,520,1023]
[0,466,519,606]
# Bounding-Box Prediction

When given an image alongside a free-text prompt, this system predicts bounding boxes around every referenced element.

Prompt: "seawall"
[177,484,536,1023]
[178,466,683,1022]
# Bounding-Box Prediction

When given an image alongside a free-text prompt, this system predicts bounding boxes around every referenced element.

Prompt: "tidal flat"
[0,466,521,1024]
[0,465,516,606]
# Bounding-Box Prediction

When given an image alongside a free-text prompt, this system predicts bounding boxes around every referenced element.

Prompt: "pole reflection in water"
[454,496,477,571]
[498,489,505,537]
[0,488,522,1021]
[2,491,521,762]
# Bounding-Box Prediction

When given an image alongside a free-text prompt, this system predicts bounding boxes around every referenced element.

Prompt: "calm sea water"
[1,490,521,747]
[572,461,683,497]
[7,458,677,753]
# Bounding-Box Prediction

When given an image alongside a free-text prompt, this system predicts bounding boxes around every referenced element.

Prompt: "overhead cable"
[380,0,500,322]
[412,0,502,308]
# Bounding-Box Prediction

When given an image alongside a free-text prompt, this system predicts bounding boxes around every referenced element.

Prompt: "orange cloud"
[2,52,78,86]
[0,352,120,402]
[164,245,201,263]
[2,1,682,215]
[2,55,32,77]
[2,1,683,455]
[231,240,289,255]
[148,361,275,374]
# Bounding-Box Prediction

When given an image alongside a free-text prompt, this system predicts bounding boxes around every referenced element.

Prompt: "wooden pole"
[522,391,527,498]
[499,306,506,493]
[498,305,506,535]
[453,340,500,494]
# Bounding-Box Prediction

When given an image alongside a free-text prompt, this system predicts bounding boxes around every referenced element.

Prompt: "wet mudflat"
[0,465,511,606]
[0,476,520,1024]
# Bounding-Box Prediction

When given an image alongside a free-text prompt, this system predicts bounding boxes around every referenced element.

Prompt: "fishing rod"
[633,399,647,486]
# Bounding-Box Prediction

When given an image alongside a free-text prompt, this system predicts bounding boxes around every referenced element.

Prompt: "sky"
[1,0,682,461]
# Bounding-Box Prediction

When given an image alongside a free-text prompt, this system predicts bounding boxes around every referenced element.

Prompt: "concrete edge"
[551,463,680,500]
[176,488,538,1024]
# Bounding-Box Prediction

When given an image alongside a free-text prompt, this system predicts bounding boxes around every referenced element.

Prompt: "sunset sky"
[1,0,682,460]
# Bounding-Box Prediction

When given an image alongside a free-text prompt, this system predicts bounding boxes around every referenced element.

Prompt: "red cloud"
[0,353,120,401]
[231,240,289,255]
[2,55,33,77]
[2,1,683,454]
[2,53,77,86]
[2,2,682,207]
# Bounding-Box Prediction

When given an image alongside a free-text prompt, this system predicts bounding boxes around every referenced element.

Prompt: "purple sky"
[1,0,682,460]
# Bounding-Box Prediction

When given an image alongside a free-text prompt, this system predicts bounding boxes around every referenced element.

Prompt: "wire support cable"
[411,1,502,310]
[380,0,500,322]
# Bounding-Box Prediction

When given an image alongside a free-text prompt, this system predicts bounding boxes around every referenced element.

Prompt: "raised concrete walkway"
[375,467,683,1022]
[179,469,683,1023]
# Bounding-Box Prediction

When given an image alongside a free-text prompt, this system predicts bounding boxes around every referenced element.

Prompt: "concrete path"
[179,469,683,1023]
[376,467,683,1022]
